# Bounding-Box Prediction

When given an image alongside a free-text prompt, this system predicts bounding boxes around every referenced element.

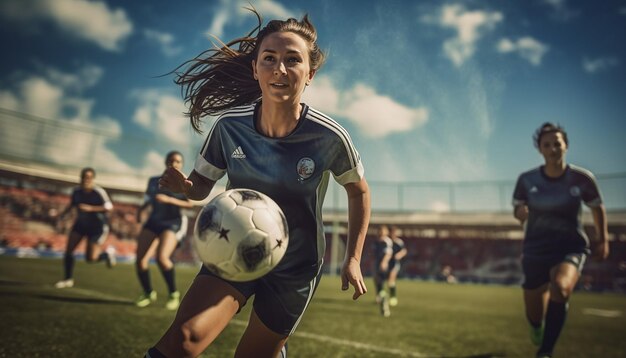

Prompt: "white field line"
[230,319,428,357]
[46,285,428,357]
[581,308,623,318]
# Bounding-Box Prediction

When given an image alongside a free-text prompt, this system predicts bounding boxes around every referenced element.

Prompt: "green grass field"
[0,256,625,358]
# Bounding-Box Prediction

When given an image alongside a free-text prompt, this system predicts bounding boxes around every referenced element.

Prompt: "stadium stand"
[2,167,626,292]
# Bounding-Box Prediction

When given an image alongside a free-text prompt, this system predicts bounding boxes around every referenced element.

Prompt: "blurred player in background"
[387,225,407,307]
[373,225,392,317]
[145,8,370,358]
[54,167,114,288]
[134,151,193,310]
[512,122,609,358]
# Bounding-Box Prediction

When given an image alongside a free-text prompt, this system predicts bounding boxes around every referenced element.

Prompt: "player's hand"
[341,257,367,300]
[78,203,92,212]
[159,167,193,195]
[514,205,528,224]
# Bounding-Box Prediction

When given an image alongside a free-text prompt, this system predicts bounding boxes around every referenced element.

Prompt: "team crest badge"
[570,186,581,197]
[296,157,315,182]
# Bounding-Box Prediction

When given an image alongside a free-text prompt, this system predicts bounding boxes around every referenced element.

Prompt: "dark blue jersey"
[390,237,406,266]
[373,237,393,266]
[194,102,364,272]
[70,185,112,228]
[144,176,187,223]
[512,164,602,258]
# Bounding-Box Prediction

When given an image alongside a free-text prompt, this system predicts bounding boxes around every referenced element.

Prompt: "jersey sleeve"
[194,118,227,181]
[581,172,603,207]
[329,132,365,185]
[94,186,113,211]
[511,174,527,206]
[384,238,393,255]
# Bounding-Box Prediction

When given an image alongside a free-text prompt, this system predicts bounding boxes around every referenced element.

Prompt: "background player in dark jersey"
[146,9,370,358]
[134,151,193,310]
[373,225,392,317]
[54,167,115,288]
[512,123,609,358]
[387,225,407,307]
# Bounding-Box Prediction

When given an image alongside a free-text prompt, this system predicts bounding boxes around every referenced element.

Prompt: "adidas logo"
[231,146,246,159]
[529,186,539,193]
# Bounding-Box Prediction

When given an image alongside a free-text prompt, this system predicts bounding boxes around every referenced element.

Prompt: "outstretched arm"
[590,204,609,260]
[155,194,194,208]
[159,168,215,201]
[340,178,371,300]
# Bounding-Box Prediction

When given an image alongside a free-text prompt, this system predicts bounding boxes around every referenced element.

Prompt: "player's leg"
[235,309,289,358]
[379,269,390,316]
[522,256,551,347]
[135,229,158,307]
[537,256,584,357]
[150,275,245,357]
[156,230,180,310]
[85,225,112,266]
[237,266,322,357]
[55,231,83,288]
[388,265,399,306]
[373,266,385,303]
[523,284,549,346]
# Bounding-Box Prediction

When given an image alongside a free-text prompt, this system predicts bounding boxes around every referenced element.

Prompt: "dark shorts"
[71,222,108,244]
[374,264,389,281]
[144,216,187,242]
[522,252,587,289]
[198,262,322,336]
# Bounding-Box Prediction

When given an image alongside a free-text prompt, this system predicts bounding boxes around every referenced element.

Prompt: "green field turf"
[0,255,625,358]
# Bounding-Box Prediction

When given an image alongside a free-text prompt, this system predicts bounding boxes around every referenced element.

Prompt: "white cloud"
[207,0,296,39]
[431,4,503,67]
[130,90,190,145]
[497,37,549,66]
[303,76,429,138]
[0,0,133,51]
[144,29,182,57]
[582,57,620,74]
[45,65,104,92]
[239,0,293,19]
[0,65,130,174]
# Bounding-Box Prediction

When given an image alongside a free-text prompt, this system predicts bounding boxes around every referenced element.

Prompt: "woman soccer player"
[146,9,370,358]
[387,225,407,307]
[373,225,392,317]
[512,123,609,358]
[134,151,193,310]
[55,167,115,288]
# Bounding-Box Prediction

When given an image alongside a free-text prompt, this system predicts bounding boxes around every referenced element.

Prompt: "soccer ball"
[193,188,289,282]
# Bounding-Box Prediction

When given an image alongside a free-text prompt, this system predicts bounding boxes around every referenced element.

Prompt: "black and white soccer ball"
[193,189,289,282]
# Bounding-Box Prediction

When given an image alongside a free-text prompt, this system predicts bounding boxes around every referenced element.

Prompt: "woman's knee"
[136,259,149,270]
[156,254,173,270]
[551,278,575,301]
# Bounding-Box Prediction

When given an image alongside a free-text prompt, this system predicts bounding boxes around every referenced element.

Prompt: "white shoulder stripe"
[93,185,113,210]
[201,105,255,155]
[569,164,597,183]
[306,108,359,167]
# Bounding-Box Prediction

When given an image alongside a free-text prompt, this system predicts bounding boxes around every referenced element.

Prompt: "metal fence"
[2,107,625,213]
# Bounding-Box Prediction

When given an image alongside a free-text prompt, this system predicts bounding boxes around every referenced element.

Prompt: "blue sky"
[0,0,625,210]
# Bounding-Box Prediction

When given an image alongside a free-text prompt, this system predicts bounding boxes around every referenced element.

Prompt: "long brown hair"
[174,8,326,133]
